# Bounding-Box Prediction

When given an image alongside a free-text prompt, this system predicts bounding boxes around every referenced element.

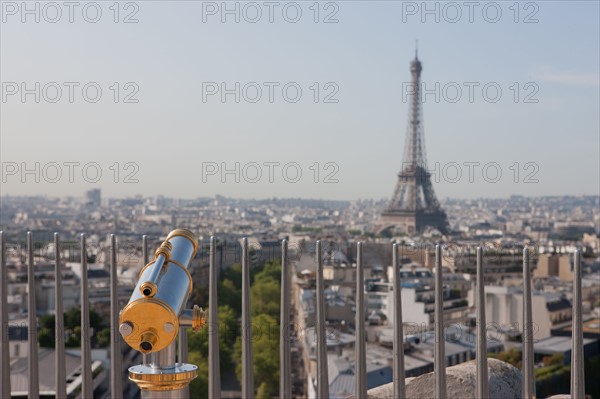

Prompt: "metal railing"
[0,231,588,398]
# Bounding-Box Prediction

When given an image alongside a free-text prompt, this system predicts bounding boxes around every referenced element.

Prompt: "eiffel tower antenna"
[415,39,418,59]
[379,52,449,235]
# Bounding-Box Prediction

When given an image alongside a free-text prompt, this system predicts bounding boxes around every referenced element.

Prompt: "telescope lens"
[140,341,153,352]
[143,288,152,296]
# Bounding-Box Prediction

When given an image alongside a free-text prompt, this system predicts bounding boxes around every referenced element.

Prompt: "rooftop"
[525,335,597,356]
[9,348,83,396]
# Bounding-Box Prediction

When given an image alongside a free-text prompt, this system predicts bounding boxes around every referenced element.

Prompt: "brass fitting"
[192,305,206,332]
[154,241,172,263]
[139,281,157,298]
[139,330,159,354]
[178,305,207,332]
[120,299,179,353]
[128,364,198,391]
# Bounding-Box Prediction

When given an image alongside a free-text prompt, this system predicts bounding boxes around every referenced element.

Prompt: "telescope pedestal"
[138,387,190,399]
[129,341,198,398]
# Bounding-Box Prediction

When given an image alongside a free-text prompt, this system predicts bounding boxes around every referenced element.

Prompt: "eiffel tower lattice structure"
[379,52,450,235]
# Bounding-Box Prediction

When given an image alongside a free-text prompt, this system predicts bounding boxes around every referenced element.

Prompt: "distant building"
[299,287,355,328]
[582,233,599,250]
[323,264,357,285]
[8,324,107,398]
[552,222,596,239]
[481,285,572,340]
[306,325,504,399]
[367,267,471,331]
[520,335,599,365]
[376,324,504,360]
[551,318,600,339]
[5,263,80,316]
[535,253,574,281]
[85,188,101,207]
[327,355,393,399]
[303,329,394,399]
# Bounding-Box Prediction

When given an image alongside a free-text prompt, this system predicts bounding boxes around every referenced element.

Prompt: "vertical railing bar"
[571,249,585,398]
[393,243,406,399]
[209,236,221,399]
[80,234,93,398]
[0,231,11,399]
[434,244,446,399]
[178,328,188,364]
[177,234,189,367]
[522,247,534,399]
[142,234,149,366]
[241,237,255,399]
[54,233,66,399]
[142,235,149,265]
[476,247,488,399]
[316,240,329,399]
[142,234,150,267]
[110,234,122,397]
[280,239,291,399]
[28,231,40,399]
[355,242,367,399]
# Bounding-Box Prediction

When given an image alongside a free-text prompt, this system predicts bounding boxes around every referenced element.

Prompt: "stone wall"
[348,358,522,399]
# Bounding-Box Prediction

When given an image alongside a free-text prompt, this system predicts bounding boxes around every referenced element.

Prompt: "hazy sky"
[1,1,599,200]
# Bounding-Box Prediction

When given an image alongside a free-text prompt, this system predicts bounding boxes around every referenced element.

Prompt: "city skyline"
[2,190,599,203]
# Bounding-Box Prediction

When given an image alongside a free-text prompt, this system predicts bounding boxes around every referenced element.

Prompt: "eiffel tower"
[379,51,450,235]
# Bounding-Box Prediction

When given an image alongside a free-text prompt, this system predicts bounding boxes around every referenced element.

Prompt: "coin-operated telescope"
[119,229,205,398]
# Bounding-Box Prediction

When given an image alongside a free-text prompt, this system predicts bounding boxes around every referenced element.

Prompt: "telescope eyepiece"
[140,281,157,298]
[139,330,158,354]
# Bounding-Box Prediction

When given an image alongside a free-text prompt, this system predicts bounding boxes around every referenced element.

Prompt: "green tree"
[64,307,102,331]
[188,351,209,399]
[254,261,281,284]
[188,305,238,376]
[65,309,78,331]
[67,326,81,347]
[190,258,284,395]
[191,284,209,309]
[250,278,281,319]
[38,314,56,348]
[256,382,270,399]
[40,314,55,330]
[38,308,104,348]
[96,328,111,347]
[38,327,54,348]
[222,263,243,290]
[489,348,522,369]
[542,353,564,367]
[217,305,239,346]
[218,279,242,315]
[233,313,280,396]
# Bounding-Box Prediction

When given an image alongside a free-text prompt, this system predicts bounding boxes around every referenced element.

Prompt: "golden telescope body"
[119,229,204,397]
